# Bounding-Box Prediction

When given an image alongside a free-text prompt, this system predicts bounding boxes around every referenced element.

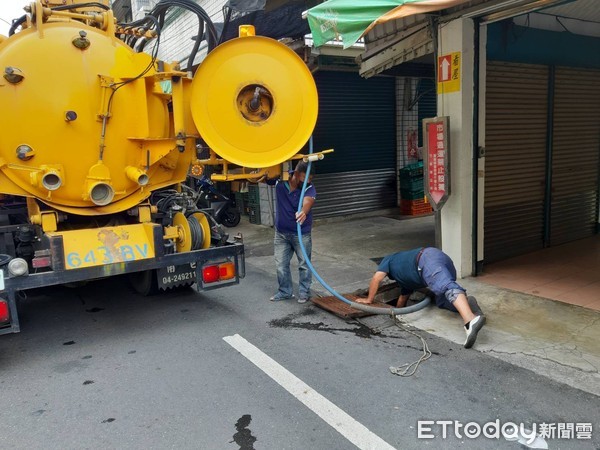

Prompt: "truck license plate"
[157,263,197,289]
[47,224,156,270]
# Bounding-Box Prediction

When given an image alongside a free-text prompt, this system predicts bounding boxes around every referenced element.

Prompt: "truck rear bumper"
[0,242,245,335]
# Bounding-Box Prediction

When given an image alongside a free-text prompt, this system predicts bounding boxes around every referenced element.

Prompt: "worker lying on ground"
[355,247,486,348]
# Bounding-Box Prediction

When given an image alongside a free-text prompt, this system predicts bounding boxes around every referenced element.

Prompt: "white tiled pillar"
[437,18,475,278]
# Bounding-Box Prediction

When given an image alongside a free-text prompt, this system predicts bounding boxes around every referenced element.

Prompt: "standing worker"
[270,161,316,304]
[355,247,486,348]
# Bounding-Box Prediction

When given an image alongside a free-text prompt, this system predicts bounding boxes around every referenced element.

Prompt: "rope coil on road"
[389,313,432,377]
[353,314,432,377]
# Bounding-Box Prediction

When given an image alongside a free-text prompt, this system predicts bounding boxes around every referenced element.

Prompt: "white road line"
[223,334,396,450]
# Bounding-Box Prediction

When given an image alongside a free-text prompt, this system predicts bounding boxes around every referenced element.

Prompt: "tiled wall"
[127,0,228,66]
[158,0,227,67]
[131,0,157,20]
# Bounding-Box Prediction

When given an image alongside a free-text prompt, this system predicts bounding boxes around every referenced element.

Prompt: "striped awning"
[306,0,470,48]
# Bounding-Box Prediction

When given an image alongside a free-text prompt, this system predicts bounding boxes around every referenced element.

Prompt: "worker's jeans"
[418,247,465,312]
[274,230,312,299]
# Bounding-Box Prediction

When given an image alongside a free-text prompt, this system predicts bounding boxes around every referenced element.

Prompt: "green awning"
[306,0,469,49]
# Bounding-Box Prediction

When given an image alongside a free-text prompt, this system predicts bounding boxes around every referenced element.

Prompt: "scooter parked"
[195,176,241,228]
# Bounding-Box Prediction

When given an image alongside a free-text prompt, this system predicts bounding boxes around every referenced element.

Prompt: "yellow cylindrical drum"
[0,23,174,214]
[0,19,318,215]
[190,35,319,168]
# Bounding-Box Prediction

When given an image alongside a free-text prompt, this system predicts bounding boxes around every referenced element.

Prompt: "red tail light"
[202,266,220,283]
[202,262,236,283]
[32,255,52,268]
[0,299,9,324]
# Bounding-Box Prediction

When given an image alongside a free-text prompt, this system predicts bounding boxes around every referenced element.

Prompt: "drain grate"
[311,294,393,319]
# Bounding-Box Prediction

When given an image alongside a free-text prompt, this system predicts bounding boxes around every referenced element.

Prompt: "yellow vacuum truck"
[0,0,318,334]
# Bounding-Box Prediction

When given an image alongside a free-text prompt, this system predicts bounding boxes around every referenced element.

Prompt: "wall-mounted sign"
[407,129,418,161]
[423,116,450,210]
[437,52,461,93]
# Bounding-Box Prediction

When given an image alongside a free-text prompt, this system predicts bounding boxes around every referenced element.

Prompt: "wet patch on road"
[269,312,449,355]
[269,312,377,338]
[231,414,256,450]
[85,307,104,313]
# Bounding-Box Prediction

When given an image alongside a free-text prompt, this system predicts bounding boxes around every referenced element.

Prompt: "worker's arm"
[295,196,315,224]
[355,271,387,304]
[396,293,410,308]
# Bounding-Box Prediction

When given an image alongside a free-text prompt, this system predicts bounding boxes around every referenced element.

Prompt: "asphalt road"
[0,265,598,449]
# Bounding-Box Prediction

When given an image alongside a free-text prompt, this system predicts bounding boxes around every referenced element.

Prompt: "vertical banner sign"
[423,117,450,210]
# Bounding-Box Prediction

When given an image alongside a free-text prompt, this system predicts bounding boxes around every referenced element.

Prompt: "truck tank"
[0,0,318,334]
[0,2,317,214]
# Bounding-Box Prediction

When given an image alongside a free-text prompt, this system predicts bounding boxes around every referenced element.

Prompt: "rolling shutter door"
[485,62,548,262]
[310,71,397,217]
[311,168,396,218]
[550,67,600,245]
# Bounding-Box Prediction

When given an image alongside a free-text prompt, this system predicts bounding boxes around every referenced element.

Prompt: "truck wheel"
[222,207,241,227]
[129,270,159,296]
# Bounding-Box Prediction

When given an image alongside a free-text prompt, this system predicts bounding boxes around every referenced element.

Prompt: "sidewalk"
[232,212,600,397]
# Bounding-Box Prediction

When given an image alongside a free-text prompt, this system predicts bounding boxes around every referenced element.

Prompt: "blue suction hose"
[294,138,430,315]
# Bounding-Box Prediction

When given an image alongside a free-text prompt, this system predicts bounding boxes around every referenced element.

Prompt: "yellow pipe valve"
[84,162,114,206]
[30,165,64,191]
[125,166,149,186]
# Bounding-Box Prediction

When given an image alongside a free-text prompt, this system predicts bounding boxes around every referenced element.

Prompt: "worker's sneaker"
[297,296,309,304]
[464,315,486,349]
[270,294,295,302]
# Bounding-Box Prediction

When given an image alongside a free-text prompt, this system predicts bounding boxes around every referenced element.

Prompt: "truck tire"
[128,270,159,296]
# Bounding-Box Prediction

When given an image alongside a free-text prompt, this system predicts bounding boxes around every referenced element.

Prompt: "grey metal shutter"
[484,62,548,262]
[550,67,600,245]
[311,71,396,173]
[309,71,397,217]
[311,168,397,218]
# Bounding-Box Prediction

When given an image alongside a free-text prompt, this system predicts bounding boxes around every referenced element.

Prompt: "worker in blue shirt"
[356,247,486,348]
[269,161,316,304]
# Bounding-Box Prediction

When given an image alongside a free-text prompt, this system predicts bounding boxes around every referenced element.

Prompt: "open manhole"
[311,283,428,319]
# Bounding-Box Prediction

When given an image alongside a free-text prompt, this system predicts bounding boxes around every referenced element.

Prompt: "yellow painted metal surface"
[47,223,157,270]
[0,3,319,220]
[190,36,318,168]
[0,19,194,215]
[173,212,192,253]
[42,0,110,6]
